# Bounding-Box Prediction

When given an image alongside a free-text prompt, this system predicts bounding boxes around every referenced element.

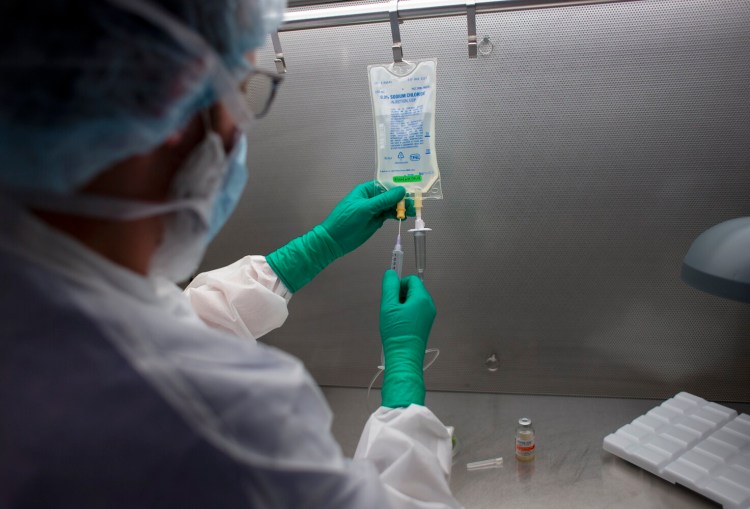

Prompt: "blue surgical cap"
[0,0,285,194]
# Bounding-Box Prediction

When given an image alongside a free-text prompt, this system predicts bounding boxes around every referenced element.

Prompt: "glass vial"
[515,417,536,462]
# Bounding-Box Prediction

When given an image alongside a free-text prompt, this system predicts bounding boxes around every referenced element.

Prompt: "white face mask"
[16,120,249,284]
[149,127,249,282]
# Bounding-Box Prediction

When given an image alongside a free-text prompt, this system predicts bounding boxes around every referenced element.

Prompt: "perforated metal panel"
[201,0,750,401]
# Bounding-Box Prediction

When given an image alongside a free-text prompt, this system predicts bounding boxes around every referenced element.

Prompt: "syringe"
[390,222,404,278]
[385,211,405,372]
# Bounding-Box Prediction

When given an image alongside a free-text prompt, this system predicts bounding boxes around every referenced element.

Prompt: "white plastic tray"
[604,392,750,509]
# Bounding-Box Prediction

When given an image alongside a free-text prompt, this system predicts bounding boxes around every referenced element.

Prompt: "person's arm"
[266,182,413,293]
[184,255,291,340]
[182,270,459,508]
[354,406,458,508]
[185,182,413,339]
[352,270,460,508]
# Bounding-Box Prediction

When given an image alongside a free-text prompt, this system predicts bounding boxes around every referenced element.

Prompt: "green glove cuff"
[381,335,426,408]
[267,225,344,293]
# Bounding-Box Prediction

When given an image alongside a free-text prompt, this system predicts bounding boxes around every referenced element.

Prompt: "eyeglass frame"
[241,69,284,119]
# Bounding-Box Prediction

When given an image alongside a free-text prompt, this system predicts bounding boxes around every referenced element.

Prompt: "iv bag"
[368,59,442,199]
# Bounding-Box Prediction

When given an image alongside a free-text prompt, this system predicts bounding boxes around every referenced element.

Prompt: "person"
[0,1,461,508]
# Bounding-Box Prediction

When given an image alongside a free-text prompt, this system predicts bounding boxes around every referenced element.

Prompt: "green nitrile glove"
[266,225,342,293]
[321,181,415,254]
[267,182,414,293]
[379,270,436,408]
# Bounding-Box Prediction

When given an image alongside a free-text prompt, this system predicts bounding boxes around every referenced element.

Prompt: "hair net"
[0,0,285,194]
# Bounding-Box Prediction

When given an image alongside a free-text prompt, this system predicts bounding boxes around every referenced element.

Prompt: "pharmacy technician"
[0,1,461,508]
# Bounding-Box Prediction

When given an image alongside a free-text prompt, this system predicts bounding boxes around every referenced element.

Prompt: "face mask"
[209,133,248,240]
[149,128,248,282]
[17,121,249,283]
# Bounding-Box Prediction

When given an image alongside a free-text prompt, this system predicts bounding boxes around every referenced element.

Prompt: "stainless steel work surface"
[203,0,750,401]
[322,387,750,508]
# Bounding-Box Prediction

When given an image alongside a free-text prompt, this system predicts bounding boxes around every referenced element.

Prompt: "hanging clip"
[271,31,287,74]
[467,0,477,58]
[389,0,403,63]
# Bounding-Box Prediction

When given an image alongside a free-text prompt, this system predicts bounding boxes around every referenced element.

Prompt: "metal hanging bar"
[466,0,477,58]
[389,0,403,63]
[271,31,287,73]
[281,0,639,32]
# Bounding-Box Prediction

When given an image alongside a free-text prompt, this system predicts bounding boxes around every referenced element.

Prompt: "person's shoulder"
[161,319,317,405]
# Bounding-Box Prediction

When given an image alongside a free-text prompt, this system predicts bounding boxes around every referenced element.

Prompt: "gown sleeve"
[184,255,291,340]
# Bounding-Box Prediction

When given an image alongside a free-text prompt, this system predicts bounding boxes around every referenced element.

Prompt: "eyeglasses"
[241,69,284,119]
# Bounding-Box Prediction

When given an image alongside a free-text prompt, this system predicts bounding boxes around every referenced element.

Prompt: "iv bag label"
[390,106,424,149]
[393,175,423,183]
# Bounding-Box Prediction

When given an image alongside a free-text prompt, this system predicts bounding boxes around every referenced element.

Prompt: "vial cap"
[518,417,532,426]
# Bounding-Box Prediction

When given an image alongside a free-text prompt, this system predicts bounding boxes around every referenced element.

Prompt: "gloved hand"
[321,181,414,255]
[267,182,414,293]
[379,270,436,408]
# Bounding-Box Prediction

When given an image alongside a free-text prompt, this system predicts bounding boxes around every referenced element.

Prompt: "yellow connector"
[396,199,406,220]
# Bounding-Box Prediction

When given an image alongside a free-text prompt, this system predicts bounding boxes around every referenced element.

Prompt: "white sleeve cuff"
[354,405,461,509]
[184,255,291,340]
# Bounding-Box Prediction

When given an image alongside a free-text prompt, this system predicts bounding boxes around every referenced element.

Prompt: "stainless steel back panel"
[202,0,750,401]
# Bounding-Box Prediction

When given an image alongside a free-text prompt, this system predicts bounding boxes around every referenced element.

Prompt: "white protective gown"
[0,196,460,509]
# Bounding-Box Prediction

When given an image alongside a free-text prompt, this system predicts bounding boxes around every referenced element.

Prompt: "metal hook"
[271,31,287,74]
[467,0,477,58]
[389,0,403,63]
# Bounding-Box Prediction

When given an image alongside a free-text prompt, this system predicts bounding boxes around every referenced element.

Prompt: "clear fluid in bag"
[368,59,442,200]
